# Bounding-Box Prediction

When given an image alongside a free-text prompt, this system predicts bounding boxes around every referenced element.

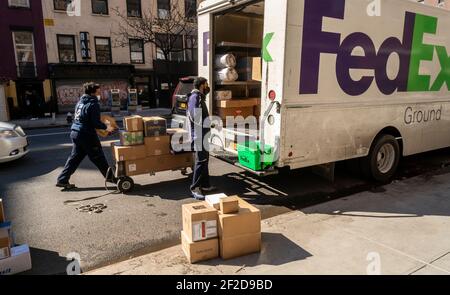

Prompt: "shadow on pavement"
[21,247,69,275]
[201,233,312,268]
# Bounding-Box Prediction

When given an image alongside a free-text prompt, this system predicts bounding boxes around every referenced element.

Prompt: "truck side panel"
[279,0,450,169]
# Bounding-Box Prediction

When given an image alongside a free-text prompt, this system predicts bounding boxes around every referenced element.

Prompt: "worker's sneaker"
[56,183,76,190]
[201,186,217,193]
[191,188,205,200]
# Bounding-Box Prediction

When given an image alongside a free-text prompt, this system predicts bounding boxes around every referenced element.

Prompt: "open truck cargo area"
[196,0,450,182]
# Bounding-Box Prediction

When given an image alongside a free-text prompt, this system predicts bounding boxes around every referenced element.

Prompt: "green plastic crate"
[237,141,274,171]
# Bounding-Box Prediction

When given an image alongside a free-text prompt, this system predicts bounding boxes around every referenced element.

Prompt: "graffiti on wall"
[56,80,129,107]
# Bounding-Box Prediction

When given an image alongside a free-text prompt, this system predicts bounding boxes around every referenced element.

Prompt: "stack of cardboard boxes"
[0,198,32,275]
[181,195,262,263]
[113,116,193,176]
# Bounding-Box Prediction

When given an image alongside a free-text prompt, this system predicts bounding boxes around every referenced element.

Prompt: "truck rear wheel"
[361,134,400,183]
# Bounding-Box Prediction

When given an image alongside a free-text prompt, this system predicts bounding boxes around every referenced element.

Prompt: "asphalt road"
[1,126,450,274]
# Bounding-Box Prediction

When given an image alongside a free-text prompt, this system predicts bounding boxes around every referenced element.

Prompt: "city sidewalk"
[9,108,173,130]
[86,168,450,275]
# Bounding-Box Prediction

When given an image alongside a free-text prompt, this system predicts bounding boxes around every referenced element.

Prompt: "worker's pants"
[190,149,210,192]
[57,131,109,184]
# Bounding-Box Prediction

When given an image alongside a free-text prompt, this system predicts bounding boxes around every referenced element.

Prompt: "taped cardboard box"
[218,198,261,239]
[182,201,218,242]
[125,153,194,176]
[0,199,4,223]
[143,117,167,137]
[0,244,32,275]
[144,136,171,156]
[181,231,219,264]
[217,98,259,109]
[112,144,147,162]
[0,237,10,260]
[0,222,13,247]
[120,131,144,146]
[215,107,254,121]
[123,116,144,132]
[220,196,240,214]
[220,232,261,260]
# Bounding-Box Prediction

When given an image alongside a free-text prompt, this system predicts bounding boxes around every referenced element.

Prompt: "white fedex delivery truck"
[191,0,450,182]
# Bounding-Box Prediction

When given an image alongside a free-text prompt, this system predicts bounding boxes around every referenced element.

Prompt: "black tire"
[361,134,400,183]
[117,177,134,193]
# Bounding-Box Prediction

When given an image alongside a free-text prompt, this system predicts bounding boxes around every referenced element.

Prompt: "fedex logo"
[299,0,450,96]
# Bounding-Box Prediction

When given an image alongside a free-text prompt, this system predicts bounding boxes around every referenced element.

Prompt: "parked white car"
[0,122,29,163]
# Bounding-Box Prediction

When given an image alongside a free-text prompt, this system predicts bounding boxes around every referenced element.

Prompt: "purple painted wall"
[0,0,48,80]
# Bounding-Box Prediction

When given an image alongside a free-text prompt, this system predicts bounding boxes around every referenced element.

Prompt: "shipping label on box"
[182,202,218,242]
[123,116,144,132]
[0,244,32,275]
[181,231,219,264]
[192,220,218,242]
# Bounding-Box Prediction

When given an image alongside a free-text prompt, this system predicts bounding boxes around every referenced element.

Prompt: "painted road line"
[27,131,71,138]
[30,140,119,153]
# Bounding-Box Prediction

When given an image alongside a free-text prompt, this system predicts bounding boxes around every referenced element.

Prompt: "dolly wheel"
[117,177,134,193]
[181,168,189,176]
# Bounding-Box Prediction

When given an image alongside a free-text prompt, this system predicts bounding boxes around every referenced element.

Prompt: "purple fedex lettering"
[299,0,344,94]
[300,0,416,96]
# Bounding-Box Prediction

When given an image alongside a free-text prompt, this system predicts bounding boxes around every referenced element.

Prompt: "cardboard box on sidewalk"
[143,117,167,137]
[120,131,144,146]
[182,202,218,242]
[144,136,171,156]
[123,116,144,132]
[112,144,147,162]
[181,231,219,264]
[220,196,240,214]
[218,197,262,260]
[125,153,193,176]
[220,232,261,260]
[0,199,5,223]
[0,244,32,275]
[0,221,12,261]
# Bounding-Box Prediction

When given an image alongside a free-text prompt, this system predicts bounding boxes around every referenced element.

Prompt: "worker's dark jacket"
[71,94,107,135]
[187,90,210,147]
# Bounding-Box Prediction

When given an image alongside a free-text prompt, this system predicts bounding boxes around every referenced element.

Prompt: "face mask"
[204,87,211,96]
[96,95,101,101]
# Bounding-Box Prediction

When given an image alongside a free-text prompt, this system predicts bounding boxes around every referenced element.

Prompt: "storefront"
[134,69,155,109]
[48,63,135,113]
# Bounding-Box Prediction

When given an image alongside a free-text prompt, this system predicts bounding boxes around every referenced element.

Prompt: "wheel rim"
[377,143,396,174]
[122,181,131,191]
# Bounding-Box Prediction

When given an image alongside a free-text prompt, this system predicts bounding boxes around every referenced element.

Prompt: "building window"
[127,0,142,17]
[156,34,185,61]
[12,31,36,78]
[92,0,108,15]
[185,35,197,62]
[57,35,77,63]
[54,0,71,11]
[185,0,196,19]
[95,37,112,63]
[157,0,170,19]
[130,39,144,64]
[8,0,30,8]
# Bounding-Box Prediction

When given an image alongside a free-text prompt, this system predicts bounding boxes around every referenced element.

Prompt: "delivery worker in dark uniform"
[56,82,116,189]
[187,77,217,200]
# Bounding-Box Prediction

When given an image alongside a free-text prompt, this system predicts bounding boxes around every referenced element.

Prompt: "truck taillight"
[268,90,276,101]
